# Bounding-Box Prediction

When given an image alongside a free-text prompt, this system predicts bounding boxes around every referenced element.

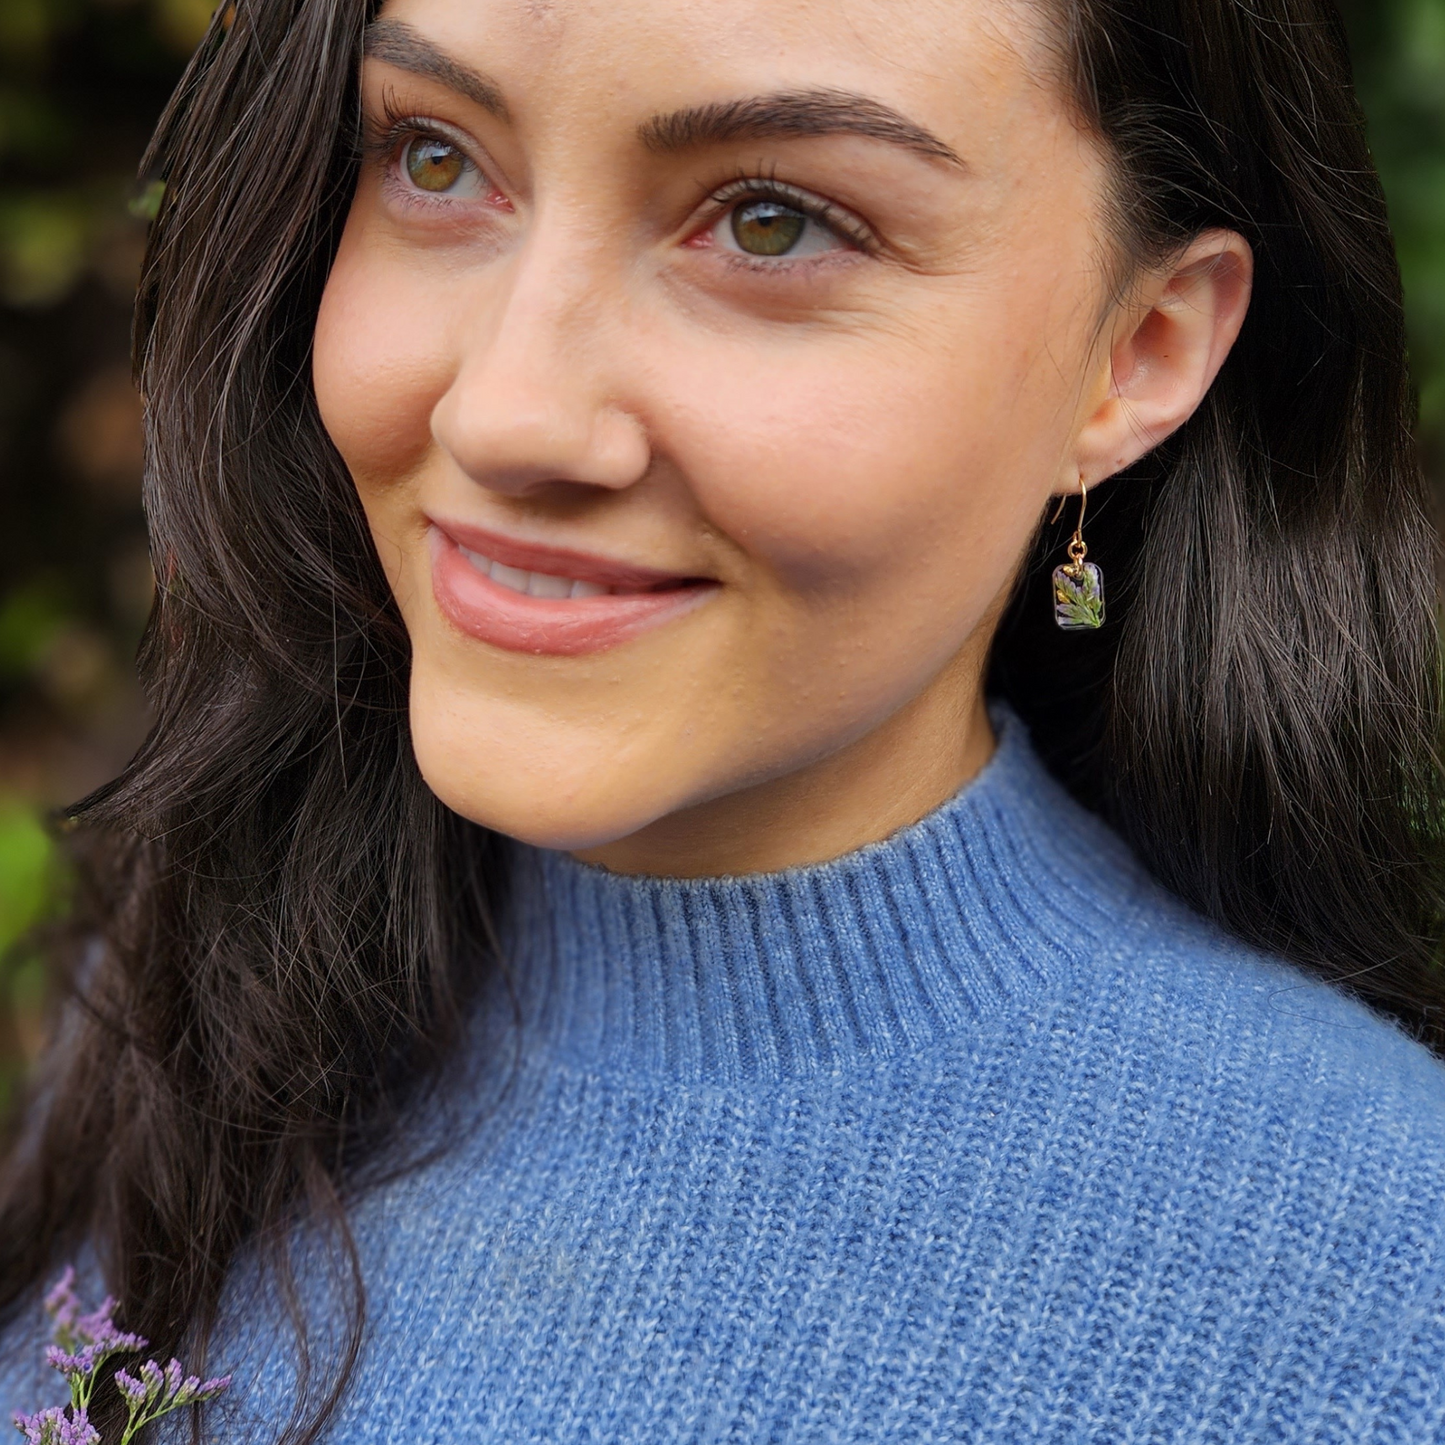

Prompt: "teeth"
[490,561,532,592]
[527,572,572,599]
[458,545,614,599]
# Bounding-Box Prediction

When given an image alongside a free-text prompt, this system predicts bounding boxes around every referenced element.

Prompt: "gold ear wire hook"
[1051,477,1103,630]
[1048,478,1087,530]
[1065,481,1089,570]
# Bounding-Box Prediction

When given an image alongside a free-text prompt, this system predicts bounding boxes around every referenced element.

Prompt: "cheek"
[313,229,454,493]
[664,305,1077,605]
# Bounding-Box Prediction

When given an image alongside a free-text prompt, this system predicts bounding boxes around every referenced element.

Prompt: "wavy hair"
[2,0,1441,1440]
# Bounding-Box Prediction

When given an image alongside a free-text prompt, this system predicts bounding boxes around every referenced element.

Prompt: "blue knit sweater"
[8,709,1445,1442]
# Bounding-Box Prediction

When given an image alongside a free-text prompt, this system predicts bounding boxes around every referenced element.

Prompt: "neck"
[572,669,995,878]
[493,701,1140,1086]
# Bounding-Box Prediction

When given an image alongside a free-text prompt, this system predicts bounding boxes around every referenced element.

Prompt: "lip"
[428,521,716,656]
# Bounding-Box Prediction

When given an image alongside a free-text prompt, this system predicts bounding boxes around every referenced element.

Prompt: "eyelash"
[701,169,878,260]
[363,94,452,159]
[360,101,878,263]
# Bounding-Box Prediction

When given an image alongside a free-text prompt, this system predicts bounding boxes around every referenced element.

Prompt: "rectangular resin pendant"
[1053,562,1105,630]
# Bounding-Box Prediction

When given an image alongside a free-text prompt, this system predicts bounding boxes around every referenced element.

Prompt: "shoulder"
[985,711,1445,1140]
[908,843,1445,1433]
[1112,876,1445,1128]
[1065,872,1445,1324]
[932,709,1445,1182]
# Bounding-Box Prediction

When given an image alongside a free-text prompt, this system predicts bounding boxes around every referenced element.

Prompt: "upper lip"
[430,516,703,592]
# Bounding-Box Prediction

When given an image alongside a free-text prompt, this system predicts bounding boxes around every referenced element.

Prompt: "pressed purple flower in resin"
[1052,560,1105,631]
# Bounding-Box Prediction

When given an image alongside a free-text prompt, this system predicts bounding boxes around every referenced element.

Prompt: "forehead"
[371,0,1060,146]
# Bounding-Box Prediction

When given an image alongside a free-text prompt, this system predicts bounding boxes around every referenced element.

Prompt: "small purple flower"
[11,1410,43,1445]
[44,1335,145,1384]
[9,1406,99,1445]
[72,1299,114,1337]
[41,1271,79,1338]
[41,1270,76,1315]
[54,1411,98,1445]
[44,1346,98,1379]
[41,1274,80,1354]
[111,1370,147,1407]
[70,1298,146,1356]
[19,1268,232,1445]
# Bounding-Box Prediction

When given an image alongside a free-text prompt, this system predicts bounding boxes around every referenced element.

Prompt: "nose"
[430,240,652,498]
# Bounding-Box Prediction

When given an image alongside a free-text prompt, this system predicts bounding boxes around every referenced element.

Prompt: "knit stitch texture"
[7,709,1445,1442]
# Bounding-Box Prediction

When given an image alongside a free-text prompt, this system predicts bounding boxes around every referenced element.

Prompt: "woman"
[4,0,1445,1438]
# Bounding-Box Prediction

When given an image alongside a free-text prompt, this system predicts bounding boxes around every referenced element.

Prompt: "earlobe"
[1072,228,1253,485]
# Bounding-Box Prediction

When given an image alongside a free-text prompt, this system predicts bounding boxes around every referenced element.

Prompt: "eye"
[721,199,846,258]
[733,202,804,255]
[401,135,485,198]
[702,184,866,261]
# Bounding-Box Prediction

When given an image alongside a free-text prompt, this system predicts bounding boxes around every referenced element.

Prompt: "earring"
[1051,480,1104,630]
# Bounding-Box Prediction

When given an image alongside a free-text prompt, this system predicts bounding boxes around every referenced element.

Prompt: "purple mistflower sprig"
[13,1268,231,1445]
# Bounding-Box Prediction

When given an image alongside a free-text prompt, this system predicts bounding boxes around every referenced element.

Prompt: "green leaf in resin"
[1052,562,1105,631]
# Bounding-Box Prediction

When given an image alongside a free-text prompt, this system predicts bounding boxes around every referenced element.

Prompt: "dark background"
[0,0,1442,1093]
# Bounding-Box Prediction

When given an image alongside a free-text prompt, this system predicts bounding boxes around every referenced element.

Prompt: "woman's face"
[314,0,1242,873]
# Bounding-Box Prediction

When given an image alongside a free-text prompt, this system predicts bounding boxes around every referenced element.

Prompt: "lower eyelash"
[716,249,866,278]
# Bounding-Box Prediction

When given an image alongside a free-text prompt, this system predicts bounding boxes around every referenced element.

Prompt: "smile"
[459,548,615,599]
[428,521,716,656]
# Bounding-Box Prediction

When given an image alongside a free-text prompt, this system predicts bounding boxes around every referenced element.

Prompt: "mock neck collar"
[493,707,1144,1086]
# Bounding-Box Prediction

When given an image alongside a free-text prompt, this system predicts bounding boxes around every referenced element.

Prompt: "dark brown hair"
[2,0,1441,1440]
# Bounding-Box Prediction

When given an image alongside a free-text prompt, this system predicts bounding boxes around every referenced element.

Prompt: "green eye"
[404,137,467,193]
[730,201,807,257]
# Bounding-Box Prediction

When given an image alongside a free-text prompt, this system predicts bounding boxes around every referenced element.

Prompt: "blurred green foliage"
[1343,0,1445,456]
[0,0,198,1090]
[0,796,61,1112]
[0,802,54,956]
[0,0,1443,1100]
[0,0,205,304]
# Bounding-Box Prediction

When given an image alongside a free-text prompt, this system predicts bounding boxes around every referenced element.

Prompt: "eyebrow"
[638,90,964,168]
[362,19,510,119]
[358,28,961,172]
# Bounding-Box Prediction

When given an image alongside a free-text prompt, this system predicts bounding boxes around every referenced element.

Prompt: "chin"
[431,781,664,854]
[409,733,669,855]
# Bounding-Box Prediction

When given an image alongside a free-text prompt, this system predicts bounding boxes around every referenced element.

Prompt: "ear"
[1070,228,1253,487]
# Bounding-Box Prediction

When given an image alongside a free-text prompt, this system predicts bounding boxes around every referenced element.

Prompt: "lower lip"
[429,527,715,656]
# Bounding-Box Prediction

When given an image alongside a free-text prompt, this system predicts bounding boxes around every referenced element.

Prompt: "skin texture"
[312,0,1252,876]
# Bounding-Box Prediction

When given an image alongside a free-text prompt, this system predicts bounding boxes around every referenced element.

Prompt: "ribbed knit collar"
[496,708,1143,1086]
